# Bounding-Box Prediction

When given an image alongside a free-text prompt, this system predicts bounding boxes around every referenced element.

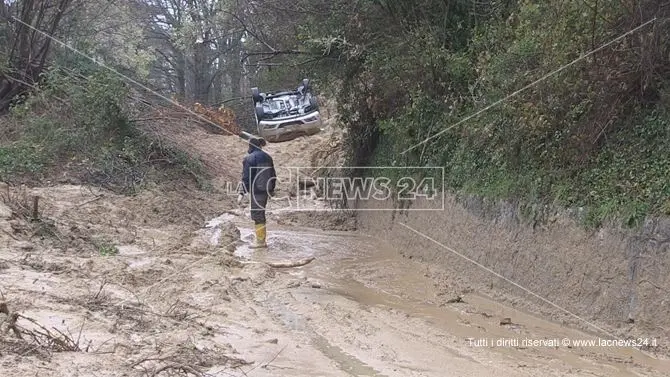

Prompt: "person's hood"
[247,137,265,153]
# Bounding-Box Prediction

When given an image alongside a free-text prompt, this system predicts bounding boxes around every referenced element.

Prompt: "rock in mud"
[445,296,464,304]
[286,280,302,288]
[500,317,512,326]
[191,217,240,252]
[231,275,250,284]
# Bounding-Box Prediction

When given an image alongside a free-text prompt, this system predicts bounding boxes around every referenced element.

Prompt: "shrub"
[0,66,208,192]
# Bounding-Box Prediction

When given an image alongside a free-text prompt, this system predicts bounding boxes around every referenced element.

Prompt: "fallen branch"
[76,195,104,207]
[130,348,249,376]
[261,344,287,369]
[265,257,315,268]
[243,344,287,375]
[17,314,82,352]
[0,302,22,339]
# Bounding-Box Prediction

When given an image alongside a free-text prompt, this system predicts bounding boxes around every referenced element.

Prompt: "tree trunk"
[229,35,243,98]
[193,40,209,103]
[175,51,186,101]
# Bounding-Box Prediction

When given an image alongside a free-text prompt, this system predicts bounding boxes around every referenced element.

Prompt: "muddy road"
[1,122,669,376]
[228,218,670,377]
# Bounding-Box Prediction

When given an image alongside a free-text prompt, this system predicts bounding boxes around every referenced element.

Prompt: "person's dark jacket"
[241,145,276,195]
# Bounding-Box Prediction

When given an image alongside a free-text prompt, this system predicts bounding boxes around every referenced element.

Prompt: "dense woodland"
[1,0,669,226]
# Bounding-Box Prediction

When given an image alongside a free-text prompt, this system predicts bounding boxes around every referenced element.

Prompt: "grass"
[97,242,119,257]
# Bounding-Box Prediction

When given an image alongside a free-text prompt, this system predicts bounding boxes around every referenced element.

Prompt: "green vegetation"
[95,240,119,257]
[270,0,670,227]
[2,0,668,227]
[0,67,208,193]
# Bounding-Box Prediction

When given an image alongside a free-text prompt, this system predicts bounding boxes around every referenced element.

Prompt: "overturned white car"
[251,79,322,142]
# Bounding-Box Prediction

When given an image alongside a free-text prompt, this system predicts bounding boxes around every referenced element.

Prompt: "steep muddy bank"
[356,195,670,350]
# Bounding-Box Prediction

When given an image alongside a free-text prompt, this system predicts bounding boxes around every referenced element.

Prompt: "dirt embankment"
[357,195,670,350]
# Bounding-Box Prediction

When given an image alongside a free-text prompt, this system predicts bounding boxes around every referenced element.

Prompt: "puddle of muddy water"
[234,227,363,260]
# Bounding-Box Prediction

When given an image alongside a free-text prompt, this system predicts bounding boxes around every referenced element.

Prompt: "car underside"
[251,79,322,142]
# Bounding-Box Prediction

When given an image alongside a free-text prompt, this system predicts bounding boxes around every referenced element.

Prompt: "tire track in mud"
[260,287,386,377]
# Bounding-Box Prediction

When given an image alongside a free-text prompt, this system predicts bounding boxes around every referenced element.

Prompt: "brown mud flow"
[2,121,669,376]
[357,195,670,354]
[230,220,670,377]
[4,183,669,376]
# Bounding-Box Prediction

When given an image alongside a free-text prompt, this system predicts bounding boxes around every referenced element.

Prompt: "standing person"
[238,137,276,248]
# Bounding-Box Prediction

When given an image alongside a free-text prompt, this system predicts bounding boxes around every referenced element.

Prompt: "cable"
[400,17,658,155]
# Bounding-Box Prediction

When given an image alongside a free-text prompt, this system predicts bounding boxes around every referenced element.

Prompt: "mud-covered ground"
[1,120,669,376]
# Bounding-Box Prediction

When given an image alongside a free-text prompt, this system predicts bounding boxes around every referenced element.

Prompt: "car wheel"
[255,104,265,120]
[251,87,262,103]
[309,95,319,110]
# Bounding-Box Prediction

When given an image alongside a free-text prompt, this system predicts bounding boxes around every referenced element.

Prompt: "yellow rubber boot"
[250,223,267,249]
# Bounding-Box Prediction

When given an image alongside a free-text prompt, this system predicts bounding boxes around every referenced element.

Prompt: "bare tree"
[0,0,73,113]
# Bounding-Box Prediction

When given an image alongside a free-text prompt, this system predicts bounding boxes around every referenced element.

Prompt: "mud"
[2,114,669,376]
[1,183,666,376]
[357,195,670,360]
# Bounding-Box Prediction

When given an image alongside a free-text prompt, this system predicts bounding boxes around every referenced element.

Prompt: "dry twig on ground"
[16,314,84,352]
[265,257,315,268]
[0,301,86,355]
